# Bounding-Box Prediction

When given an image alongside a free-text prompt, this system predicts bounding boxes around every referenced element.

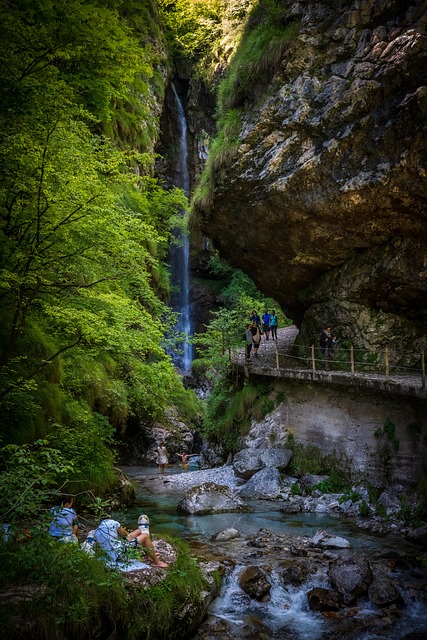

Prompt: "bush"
[0,532,129,639]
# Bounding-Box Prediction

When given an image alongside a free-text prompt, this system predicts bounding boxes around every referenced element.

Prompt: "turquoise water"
[119,466,400,553]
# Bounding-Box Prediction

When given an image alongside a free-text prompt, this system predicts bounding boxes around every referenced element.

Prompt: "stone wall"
[250,377,427,487]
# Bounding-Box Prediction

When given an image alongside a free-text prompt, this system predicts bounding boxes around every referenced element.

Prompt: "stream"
[120,465,427,640]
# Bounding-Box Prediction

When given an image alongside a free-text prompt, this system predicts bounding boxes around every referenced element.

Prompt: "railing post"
[385,348,389,380]
[422,351,426,389]
[350,346,354,375]
[311,344,316,372]
[275,339,279,369]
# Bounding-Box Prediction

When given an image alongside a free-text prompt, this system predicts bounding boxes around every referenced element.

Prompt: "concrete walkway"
[234,325,427,400]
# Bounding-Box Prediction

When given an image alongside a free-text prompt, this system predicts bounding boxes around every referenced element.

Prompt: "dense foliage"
[0,0,200,510]
[158,0,254,84]
[0,530,208,640]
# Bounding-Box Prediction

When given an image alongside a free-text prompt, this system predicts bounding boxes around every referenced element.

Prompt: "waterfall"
[168,83,192,373]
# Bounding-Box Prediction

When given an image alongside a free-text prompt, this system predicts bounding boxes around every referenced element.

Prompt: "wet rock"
[281,559,318,586]
[310,529,351,549]
[328,554,373,604]
[246,527,278,548]
[280,498,303,514]
[369,572,404,607]
[233,448,263,479]
[238,467,282,499]
[290,544,309,557]
[211,528,240,542]
[307,587,342,611]
[177,482,245,515]
[238,566,271,600]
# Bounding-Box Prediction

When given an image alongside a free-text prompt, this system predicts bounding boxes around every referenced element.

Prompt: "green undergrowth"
[0,532,129,640]
[134,537,209,639]
[0,532,208,640]
[203,379,279,454]
[286,433,350,490]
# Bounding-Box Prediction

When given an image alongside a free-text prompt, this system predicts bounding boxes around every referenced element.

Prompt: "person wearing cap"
[125,514,168,568]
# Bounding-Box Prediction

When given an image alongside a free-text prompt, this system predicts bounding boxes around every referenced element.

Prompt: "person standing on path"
[319,325,333,367]
[269,310,278,341]
[156,442,169,473]
[251,321,262,357]
[250,309,261,327]
[262,310,271,341]
[244,323,253,363]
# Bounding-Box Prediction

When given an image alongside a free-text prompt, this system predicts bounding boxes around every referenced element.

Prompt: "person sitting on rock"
[94,513,167,567]
[48,495,79,542]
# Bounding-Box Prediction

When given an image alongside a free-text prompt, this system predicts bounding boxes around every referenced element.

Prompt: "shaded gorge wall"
[246,376,427,487]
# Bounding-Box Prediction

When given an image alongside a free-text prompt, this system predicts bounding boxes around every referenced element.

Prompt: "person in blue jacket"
[262,309,271,341]
[49,495,79,542]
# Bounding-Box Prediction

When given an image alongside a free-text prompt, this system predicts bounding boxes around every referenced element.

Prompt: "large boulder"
[233,447,292,479]
[243,404,289,449]
[195,0,427,351]
[260,448,293,471]
[310,529,351,550]
[238,467,282,499]
[177,482,245,515]
[328,554,373,604]
[233,448,263,479]
[307,587,342,611]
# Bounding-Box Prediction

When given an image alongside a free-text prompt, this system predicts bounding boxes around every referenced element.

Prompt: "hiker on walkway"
[320,325,333,363]
[244,323,253,363]
[262,310,271,341]
[250,309,261,327]
[251,321,262,357]
[270,310,278,341]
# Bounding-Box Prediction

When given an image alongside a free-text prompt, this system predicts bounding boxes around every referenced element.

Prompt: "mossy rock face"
[194,0,427,336]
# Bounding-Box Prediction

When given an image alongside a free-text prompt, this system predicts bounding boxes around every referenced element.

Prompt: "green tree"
[0,0,200,464]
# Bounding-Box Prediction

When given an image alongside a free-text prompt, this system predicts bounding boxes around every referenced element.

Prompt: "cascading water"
[168,83,193,373]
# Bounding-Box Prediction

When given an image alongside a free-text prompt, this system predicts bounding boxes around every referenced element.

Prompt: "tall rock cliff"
[193,0,427,354]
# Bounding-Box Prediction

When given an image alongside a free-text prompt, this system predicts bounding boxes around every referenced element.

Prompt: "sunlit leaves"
[0,0,196,444]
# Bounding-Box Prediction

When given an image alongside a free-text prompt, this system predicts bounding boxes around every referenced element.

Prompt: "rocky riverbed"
[129,464,427,640]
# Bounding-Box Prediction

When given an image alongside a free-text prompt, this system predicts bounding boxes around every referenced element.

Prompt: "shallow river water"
[120,465,427,640]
